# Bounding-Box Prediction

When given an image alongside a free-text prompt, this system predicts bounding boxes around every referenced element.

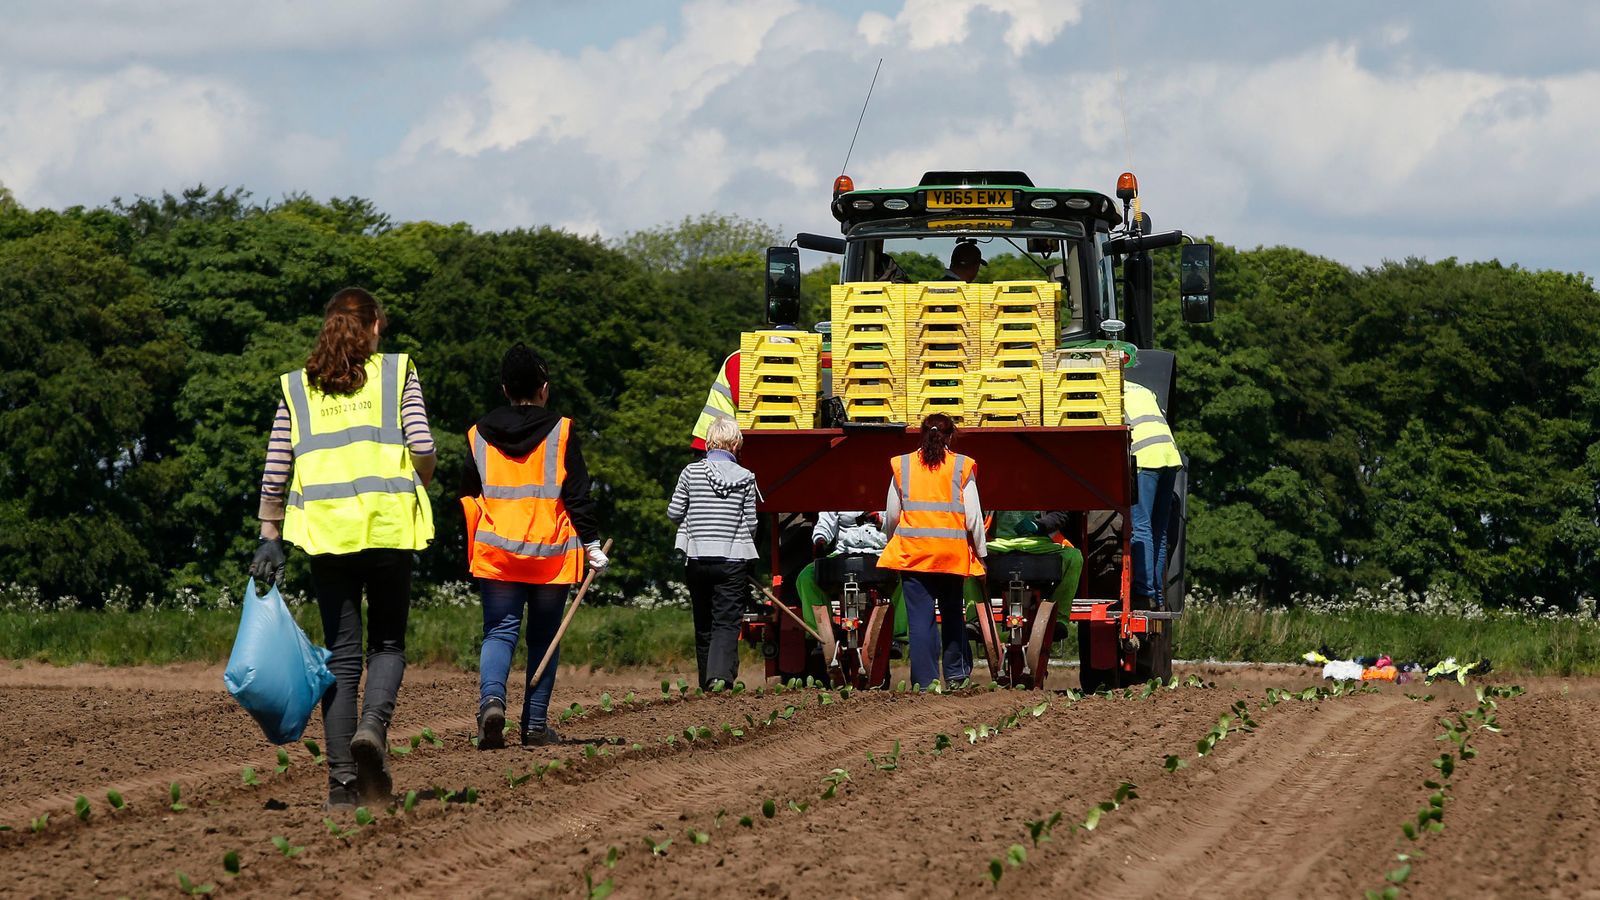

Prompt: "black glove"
[812,538,828,559]
[250,539,286,585]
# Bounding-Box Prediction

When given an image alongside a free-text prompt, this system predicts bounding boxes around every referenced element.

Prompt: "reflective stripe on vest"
[691,352,739,446]
[280,353,434,554]
[1123,384,1183,469]
[878,452,985,577]
[466,418,584,584]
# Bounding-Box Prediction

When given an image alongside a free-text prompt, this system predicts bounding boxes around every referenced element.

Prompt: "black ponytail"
[919,413,956,467]
[501,342,549,402]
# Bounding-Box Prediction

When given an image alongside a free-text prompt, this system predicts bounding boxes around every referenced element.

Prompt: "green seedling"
[421,728,443,748]
[604,845,622,868]
[324,817,357,839]
[390,741,413,755]
[600,692,614,711]
[30,814,48,833]
[714,809,726,829]
[709,680,726,694]
[106,789,126,811]
[275,747,291,773]
[739,815,753,828]
[821,768,851,799]
[355,807,375,827]
[403,790,418,812]
[773,682,785,695]
[788,800,809,814]
[933,733,953,754]
[660,679,671,698]
[1032,701,1049,717]
[223,850,240,876]
[460,787,480,804]
[930,679,944,695]
[304,738,326,764]
[677,678,690,697]
[176,871,215,895]
[732,681,747,695]
[271,835,304,858]
[839,686,852,699]
[74,795,90,822]
[665,734,678,747]
[1163,754,1188,773]
[1082,806,1105,831]
[623,691,637,705]
[896,680,908,692]
[586,871,615,900]
[987,858,1003,887]
[720,723,746,738]
[687,828,710,845]
[1024,811,1063,847]
[507,768,533,788]
[1007,844,1026,868]
[1405,693,1436,703]
[779,705,797,721]
[819,692,834,706]
[559,703,585,723]
[868,740,902,771]
[169,782,188,812]
[242,766,260,787]
[762,798,776,819]
[584,744,599,759]
[645,836,672,857]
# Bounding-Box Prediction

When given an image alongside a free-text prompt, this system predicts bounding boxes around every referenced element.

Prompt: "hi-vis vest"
[879,452,985,577]
[691,352,739,450]
[461,418,584,584]
[1124,383,1183,470]
[281,354,434,554]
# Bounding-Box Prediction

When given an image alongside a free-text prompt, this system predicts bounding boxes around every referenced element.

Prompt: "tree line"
[0,188,1595,610]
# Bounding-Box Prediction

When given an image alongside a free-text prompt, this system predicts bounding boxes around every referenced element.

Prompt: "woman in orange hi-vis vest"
[879,413,987,688]
[460,344,606,749]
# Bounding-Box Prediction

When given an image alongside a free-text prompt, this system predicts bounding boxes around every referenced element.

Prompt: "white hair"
[705,417,743,452]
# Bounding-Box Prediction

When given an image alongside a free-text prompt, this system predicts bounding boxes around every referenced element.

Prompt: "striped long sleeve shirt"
[258,370,436,521]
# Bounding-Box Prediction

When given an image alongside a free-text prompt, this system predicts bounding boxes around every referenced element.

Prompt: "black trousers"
[685,557,749,689]
[309,548,412,788]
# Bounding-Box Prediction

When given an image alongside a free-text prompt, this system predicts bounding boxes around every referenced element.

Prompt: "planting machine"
[734,168,1214,691]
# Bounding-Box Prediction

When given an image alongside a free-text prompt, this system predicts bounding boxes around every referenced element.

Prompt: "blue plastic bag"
[224,579,335,745]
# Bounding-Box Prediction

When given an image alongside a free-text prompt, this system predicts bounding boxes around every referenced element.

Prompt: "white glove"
[585,541,609,571]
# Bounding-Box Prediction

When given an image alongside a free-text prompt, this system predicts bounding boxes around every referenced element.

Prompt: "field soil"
[1,660,1596,898]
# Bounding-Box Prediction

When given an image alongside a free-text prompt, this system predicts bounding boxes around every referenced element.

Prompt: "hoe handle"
[750,579,828,646]
[528,539,613,691]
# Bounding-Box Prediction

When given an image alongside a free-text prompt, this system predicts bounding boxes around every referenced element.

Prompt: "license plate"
[926,188,1013,209]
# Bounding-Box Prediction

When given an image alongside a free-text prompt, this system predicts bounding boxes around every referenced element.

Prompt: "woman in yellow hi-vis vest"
[878,413,987,689]
[460,344,607,749]
[249,288,435,810]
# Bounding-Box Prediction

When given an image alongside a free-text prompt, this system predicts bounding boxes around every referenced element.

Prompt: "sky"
[1,0,1597,276]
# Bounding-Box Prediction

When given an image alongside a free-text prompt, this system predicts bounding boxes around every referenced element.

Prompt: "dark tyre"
[1163,457,1189,614]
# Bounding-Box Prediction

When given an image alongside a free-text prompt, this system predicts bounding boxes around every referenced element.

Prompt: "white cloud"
[0,0,513,63]
[858,0,1085,54]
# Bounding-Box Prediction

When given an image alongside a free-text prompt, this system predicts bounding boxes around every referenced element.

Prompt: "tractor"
[737,169,1213,691]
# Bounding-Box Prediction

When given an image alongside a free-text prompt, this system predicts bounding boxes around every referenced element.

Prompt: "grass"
[2,602,1597,676]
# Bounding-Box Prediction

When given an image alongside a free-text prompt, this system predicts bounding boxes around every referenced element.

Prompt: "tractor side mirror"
[1179,243,1215,324]
[765,246,802,326]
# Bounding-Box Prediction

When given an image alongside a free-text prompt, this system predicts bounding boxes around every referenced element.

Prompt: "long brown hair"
[305,287,385,395]
[919,413,957,467]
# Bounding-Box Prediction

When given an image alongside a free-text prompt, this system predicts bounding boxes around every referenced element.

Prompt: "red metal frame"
[740,426,1152,678]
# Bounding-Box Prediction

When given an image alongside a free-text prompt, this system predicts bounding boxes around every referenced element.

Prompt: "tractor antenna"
[839,58,884,177]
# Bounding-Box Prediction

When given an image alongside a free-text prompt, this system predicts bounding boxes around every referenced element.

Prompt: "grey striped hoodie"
[667,454,759,560]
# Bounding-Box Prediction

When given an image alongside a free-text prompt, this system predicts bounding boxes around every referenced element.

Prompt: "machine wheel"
[1163,456,1190,614]
[1132,626,1173,683]
[1077,622,1120,693]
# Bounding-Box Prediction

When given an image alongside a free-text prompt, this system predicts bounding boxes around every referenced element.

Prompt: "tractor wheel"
[1163,456,1190,614]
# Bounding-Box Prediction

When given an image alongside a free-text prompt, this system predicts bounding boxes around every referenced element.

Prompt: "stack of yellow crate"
[980,281,1059,371]
[831,283,906,423]
[966,368,1042,426]
[1042,346,1123,426]
[902,283,980,424]
[736,330,822,429]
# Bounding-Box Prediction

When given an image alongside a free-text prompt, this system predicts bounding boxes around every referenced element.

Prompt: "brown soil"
[0,662,1593,899]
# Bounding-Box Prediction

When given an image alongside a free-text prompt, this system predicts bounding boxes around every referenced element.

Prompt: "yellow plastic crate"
[1043,391,1121,426]
[739,331,820,412]
[832,283,907,325]
[841,395,905,423]
[909,393,969,425]
[1041,347,1123,426]
[895,283,981,321]
[984,340,1049,370]
[737,409,813,430]
[966,369,1041,426]
[981,281,1061,319]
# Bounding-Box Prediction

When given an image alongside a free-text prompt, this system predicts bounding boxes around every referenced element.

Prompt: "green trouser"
[965,537,1084,620]
[796,560,908,640]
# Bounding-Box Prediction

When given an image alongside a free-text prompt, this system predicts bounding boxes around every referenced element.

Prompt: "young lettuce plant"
[74,795,90,822]
[645,836,672,857]
[270,836,304,858]
[106,789,126,811]
[304,738,326,764]
[585,871,615,900]
[169,782,188,812]
[175,871,215,895]
[275,748,291,774]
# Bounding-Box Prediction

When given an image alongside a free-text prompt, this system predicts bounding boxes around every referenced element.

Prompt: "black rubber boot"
[324,779,358,811]
[477,698,507,751]
[349,720,393,805]
[520,725,562,749]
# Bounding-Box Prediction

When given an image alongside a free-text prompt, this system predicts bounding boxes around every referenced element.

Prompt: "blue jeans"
[1132,467,1180,604]
[479,580,569,733]
[901,572,972,688]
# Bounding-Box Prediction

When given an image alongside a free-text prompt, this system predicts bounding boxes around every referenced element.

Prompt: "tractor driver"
[940,240,985,283]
